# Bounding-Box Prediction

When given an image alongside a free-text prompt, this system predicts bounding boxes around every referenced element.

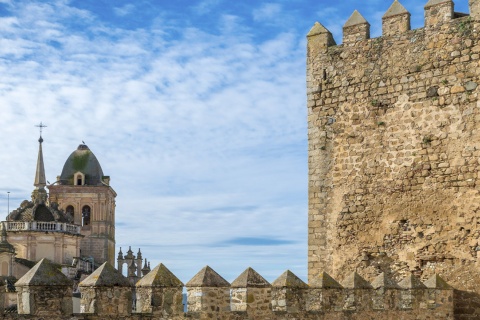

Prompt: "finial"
[35,122,47,142]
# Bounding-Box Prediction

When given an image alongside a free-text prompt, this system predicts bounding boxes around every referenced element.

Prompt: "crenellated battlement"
[308,0,475,48]
[1,259,458,319]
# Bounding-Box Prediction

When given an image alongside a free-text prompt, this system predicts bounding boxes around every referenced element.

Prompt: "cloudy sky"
[0,0,471,283]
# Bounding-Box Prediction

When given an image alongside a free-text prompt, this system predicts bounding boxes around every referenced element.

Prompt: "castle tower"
[307,0,480,298]
[48,143,116,266]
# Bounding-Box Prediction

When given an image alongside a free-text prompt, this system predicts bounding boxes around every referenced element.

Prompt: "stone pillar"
[424,0,454,27]
[382,0,411,36]
[341,272,373,311]
[470,0,480,20]
[135,263,184,316]
[231,267,272,318]
[306,271,343,312]
[79,262,132,316]
[16,258,72,316]
[343,10,370,45]
[397,274,427,310]
[271,270,308,313]
[186,265,230,313]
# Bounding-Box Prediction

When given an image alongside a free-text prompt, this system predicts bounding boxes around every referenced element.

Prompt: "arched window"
[74,172,85,186]
[82,205,91,226]
[66,205,74,218]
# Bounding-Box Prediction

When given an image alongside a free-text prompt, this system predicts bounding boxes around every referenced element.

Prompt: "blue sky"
[0,0,471,283]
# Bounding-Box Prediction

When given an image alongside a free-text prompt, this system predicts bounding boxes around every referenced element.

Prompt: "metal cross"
[35,122,47,137]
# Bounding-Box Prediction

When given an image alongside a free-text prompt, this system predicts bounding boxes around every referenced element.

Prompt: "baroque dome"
[59,144,105,186]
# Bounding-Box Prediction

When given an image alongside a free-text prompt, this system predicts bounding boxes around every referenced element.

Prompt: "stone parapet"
[7,261,458,319]
[309,0,477,49]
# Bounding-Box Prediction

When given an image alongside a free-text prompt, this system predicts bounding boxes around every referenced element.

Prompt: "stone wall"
[307,1,480,306]
[3,259,458,320]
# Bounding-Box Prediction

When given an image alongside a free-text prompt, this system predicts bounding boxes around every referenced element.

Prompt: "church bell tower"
[48,143,116,266]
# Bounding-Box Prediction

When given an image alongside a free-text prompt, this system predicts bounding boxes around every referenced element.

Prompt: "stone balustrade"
[4,259,456,320]
[3,221,81,234]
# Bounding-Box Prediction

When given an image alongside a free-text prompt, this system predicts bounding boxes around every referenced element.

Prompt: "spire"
[34,135,46,189]
[32,122,48,203]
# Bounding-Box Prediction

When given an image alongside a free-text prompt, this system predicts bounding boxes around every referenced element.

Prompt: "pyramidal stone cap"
[344,10,370,28]
[425,0,453,8]
[398,274,427,289]
[186,266,230,288]
[136,263,183,288]
[342,272,373,289]
[423,274,452,289]
[271,270,308,288]
[231,267,270,288]
[309,271,342,289]
[307,22,331,37]
[79,262,130,287]
[16,258,72,286]
[371,272,401,289]
[383,0,409,18]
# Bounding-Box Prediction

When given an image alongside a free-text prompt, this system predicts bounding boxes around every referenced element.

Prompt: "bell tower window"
[82,205,91,226]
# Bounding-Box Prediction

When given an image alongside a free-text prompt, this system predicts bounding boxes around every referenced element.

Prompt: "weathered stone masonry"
[2,258,457,319]
[308,0,480,303]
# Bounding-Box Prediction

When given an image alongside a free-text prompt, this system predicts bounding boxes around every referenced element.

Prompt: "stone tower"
[307,0,480,295]
[48,144,116,266]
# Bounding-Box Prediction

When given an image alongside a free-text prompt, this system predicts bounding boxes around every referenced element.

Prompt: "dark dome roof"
[59,144,104,186]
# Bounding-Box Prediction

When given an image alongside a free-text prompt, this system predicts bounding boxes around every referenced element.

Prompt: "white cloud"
[253,3,282,23]
[192,0,222,15]
[114,4,135,17]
